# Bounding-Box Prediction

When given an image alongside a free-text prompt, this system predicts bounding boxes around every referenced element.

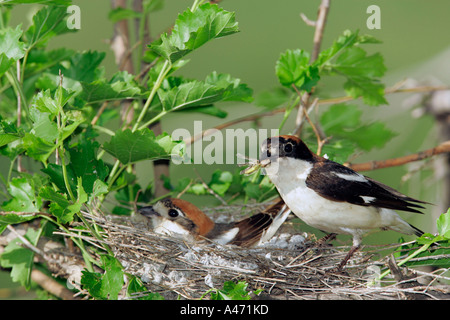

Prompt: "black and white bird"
[259,135,429,269]
[138,197,291,247]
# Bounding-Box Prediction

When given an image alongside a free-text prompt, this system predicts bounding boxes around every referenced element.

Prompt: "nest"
[82,204,450,300]
[2,203,450,300]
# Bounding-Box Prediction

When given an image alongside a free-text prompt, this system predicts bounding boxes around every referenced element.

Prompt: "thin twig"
[293,0,330,137]
[346,140,450,171]
[16,60,23,173]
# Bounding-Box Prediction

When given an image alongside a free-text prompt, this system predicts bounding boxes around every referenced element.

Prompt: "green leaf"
[0,213,38,235]
[0,119,22,147]
[320,104,395,152]
[22,133,55,162]
[315,30,360,67]
[243,175,276,202]
[211,281,254,300]
[151,3,239,63]
[334,47,385,78]
[126,275,165,300]
[2,177,43,213]
[31,89,61,117]
[276,49,319,91]
[39,178,87,224]
[0,26,26,76]
[208,170,233,196]
[0,228,41,289]
[317,30,387,106]
[41,163,77,196]
[68,138,109,195]
[63,51,105,83]
[437,208,450,239]
[79,71,144,104]
[103,129,184,165]
[156,73,252,114]
[204,72,253,103]
[0,25,26,60]
[81,255,124,300]
[25,5,72,47]
[336,51,387,105]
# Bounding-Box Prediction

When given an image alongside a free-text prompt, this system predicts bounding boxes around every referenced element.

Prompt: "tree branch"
[346,140,450,172]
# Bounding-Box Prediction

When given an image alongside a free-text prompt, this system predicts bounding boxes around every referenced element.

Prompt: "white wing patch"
[361,196,376,204]
[334,172,368,183]
[214,227,239,245]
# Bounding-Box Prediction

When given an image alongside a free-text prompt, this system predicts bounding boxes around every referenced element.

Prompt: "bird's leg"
[337,244,360,271]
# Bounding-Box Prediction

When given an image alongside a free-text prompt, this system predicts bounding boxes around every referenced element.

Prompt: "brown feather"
[170,198,214,236]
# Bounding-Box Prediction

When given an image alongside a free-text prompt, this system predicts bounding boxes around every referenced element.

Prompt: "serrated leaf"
[343,77,387,106]
[64,51,105,83]
[204,72,253,103]
[0,213,38,235]
[41,162,77,199]
[315,30,360,67]
[40,178,87,224]
[211,281,253,300]
[26,47,75,77]
[151,3,239,63]
[22,133,56,162]
[276,49,319,91]
[0,228,41,289]
[0,120,22,147]
[79,71,144,104]
[2,177,43,213]
[320,104,395,153]
[437,208,450,239]
[332,47,387,106]
[156,73,252,114]
[0,26,26,76]
[0,26,26,60]
[68,138,109,195]
[334,47,385,78]
[25,5,72,47]
[317,30,387,106]
[81,255,124,300]
[103,129,183,165]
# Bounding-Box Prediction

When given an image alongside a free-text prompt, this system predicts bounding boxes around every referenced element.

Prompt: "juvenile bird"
[138,197,291,247]
[259,135,429,269]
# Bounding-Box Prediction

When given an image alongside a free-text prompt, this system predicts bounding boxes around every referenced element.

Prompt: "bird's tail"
[408,223,424,237]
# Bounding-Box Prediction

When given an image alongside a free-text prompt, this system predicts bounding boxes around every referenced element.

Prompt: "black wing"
[305,160,428,213]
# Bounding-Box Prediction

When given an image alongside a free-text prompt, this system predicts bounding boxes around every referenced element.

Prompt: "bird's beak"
[138,206,159,217]
[259,139,278,167]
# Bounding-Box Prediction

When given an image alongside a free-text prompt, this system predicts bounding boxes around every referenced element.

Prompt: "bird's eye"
[168,209,179,218]
[284,143,293,153]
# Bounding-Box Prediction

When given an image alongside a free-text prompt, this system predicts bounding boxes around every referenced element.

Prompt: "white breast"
[263,158,409,240]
